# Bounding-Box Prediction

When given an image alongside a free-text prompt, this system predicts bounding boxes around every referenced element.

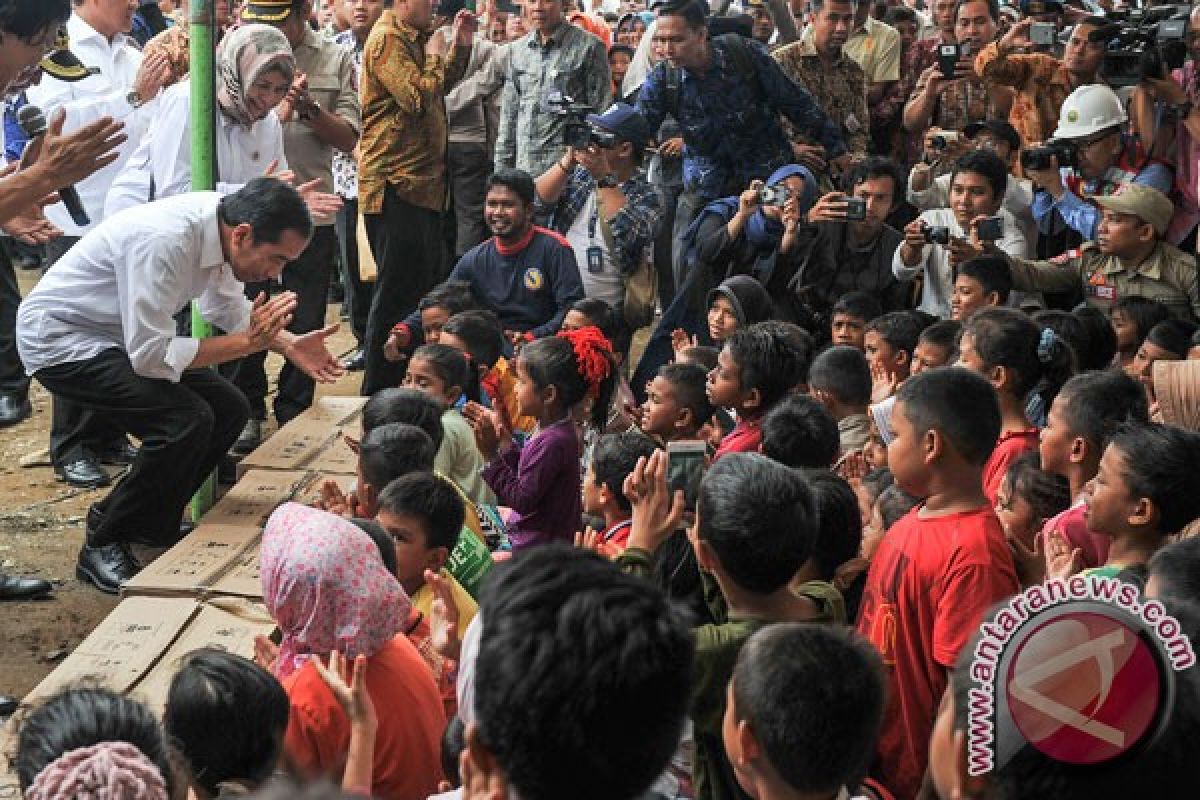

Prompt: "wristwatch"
[126,89,144,109]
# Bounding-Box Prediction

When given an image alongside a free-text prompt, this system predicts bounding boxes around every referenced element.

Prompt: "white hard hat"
[1052,84,1128,139]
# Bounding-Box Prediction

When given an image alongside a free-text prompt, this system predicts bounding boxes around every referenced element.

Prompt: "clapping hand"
[295,177,344,217]
[314,650,378,731]
[244,291,297,352]
[624,449,686,554]
[671,328,697,359]
[1008,529,1048,587]
[1043,529,1083,583]
[284,322,345,384]
[253,634,280,673]
[870,359,899,404]
[463,401,510,460]
[425,568,462,661]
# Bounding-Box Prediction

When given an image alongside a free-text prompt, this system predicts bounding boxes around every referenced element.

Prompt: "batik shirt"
[332,29,361,199]
[773,36,870,163]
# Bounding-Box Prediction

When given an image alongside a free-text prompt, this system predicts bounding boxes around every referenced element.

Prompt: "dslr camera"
[1020,137,1078,171]
[1094,6,1190,88]
[546,90,613,149]
[921,222,952,245]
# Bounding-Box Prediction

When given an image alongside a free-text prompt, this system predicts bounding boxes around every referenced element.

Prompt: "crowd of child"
[10,271,1200,800]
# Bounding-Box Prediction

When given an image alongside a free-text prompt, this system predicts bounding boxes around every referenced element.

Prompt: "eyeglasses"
[1076,131,1115,151]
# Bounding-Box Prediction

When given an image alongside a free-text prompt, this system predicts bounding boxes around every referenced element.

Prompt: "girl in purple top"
[466,327,617,551]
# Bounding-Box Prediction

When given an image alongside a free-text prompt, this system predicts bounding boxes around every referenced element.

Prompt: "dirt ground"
[0,267,361,701]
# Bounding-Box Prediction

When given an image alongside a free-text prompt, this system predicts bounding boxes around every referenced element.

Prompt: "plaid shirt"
[539,165,660,275]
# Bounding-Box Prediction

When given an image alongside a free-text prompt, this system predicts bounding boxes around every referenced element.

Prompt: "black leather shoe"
[0,394,31,428]
[96,441,139,466]
[55,458,110,489]
[341,349,366,371]
[232,418,262,456]
[0,696,17,717]
[0,572,52,600]
[76,540,139,594]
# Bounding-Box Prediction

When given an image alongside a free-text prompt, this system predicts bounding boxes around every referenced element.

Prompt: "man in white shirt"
[26,0,173,490]
[17,178,345,593]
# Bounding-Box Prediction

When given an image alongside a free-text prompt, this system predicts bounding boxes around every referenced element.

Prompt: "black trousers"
[232,225,337,425]
[334,198,374,347]
[362,188,447,395]
[447,141,490,260]
[35,349,249,547]
[0,241,30,399]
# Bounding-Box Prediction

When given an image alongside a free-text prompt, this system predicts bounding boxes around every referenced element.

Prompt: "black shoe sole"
[55,473,112,489]
[75,563,122,595]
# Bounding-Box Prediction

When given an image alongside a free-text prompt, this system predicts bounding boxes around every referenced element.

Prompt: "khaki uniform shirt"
[1006,241,1200,320]
[773,36,870,163]
[843,15,901,84]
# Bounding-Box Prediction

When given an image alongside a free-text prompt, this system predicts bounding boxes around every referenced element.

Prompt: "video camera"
[545,91,619,150]
[1020,137,1078,171]
[1093,5,1191,88]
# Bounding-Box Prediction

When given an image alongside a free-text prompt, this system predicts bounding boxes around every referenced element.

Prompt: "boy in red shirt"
[855,368,1019,799]
[582,432,659,556]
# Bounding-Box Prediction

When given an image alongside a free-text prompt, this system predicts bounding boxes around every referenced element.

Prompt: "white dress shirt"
[907,171,1038,250]
[17,193,253,382]
[25,13,155,235]
[105,80,287,216]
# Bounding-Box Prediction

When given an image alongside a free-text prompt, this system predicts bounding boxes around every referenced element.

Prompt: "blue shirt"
[3,93,29,163]
[635,36,846,200]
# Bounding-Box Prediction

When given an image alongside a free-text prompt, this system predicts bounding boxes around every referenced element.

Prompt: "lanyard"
[588,188,600,245]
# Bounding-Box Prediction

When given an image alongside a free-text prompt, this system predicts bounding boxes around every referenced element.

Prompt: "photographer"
[1025,83,1173,242]
[975,14,1108,148]
[893,148,1029,318]
[535,103,661,321]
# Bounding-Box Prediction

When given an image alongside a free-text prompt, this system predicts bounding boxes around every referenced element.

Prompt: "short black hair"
[441,716,466,789]
[917,319,961,357]
[801,469,862,582]
[950,148,1007,201]
[1148,536,1200,605]
[359,422,437,491]
[570,297,617,340]
[896,367,1001,466]
[697,453,816,593]
[726,323,810,410]
[754,320,816,386]
[956,254,1012,303]
[164,649,289,798]
[486,168,536,205]
[963,307,1075,411]
[419,280,477,315]
[1056,370,1148,452]
[16,688,177,795]
[680,344,720,372]
[732,624,884,795]
[831,291,883,324]
[876,483,919,530]
[351,517,398,575]
[655,0,707,29]
[591,432,660,512]
[442,310,507,369]
[1070,306,1119,372]
[1112,296,1171,347]
[362,388,445,450]
[377,472,465,550]
[1145,319,1199,358]
[475,545,693,800]
[657,362,715,427]
[884,3,917,25]
[761,393,840,469]
[412,342,482,404]
[0,0,70,39]
[809,345,871,407]
[843,156,905,211]
[954,0,999,24]
[1002,450,1070,522]
[217,177,313,244]
[1110,424,1200,535]
[865,311,925,357]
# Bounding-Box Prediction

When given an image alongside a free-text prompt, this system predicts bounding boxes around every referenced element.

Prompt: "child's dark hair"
[876,483,920,530]
[377,472,467,551]
[657,362,715,431]
[419,280,476,316]
[164,649,289,798]
[962,307,1075,412]
[801,469,863,582]
[1145,318,1199,358]
[362,388,445,449]
[441,717,466,789]
[761,394,840,469]
[951,148,1008,200]
[832,291,883,325]
[475,545,693,800]
[592,432,660,512]
[917,319,961,359]
[725,323,809,411]
[697,453,816,593]
[732,624,884,796]
[570,297,617,340]
[896,367,1002,466]
[956,254,1012,304]
[520,328,617,430]
[1071,306,1119,371]
[1109,423,1200,535]
[1033,310,1091,375]
[442,310,506,370]
[359,423,437,491]
[680,345,720,372]
[809,345,871,407]
[1112,296,1171,347]
[755,319,816,387]
[1057,370,1149,452]
[15,688,177,795]
[1148,536,1200,604]
[1003,451,1070,522]
[866,311,925,358]
[351,517,398,575]
[412,342,481,404]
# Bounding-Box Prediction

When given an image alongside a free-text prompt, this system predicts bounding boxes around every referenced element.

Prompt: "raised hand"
[253,634,279,672]
[295,177,344,217]
[285,323,346,384]
[133,51,172,104]
[313,650,377,730]
[463,401,509,460]
[244,291,297,351]
[425,568,462,661]
[1008,529,1047,588]
[27,112,126,187]
[870,359,899,404]
[670,328,697,359]
[624,449,686,554]
[1043,529,1083,583]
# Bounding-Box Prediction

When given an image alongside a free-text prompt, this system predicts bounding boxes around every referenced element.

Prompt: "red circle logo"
[1005,611,1162,764]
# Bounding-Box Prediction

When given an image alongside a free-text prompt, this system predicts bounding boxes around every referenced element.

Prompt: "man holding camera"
[534,103,660,322]
[1025,83,1173,242]
[1005,182,1200,320]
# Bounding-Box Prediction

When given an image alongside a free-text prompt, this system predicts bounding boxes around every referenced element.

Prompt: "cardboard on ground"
[121,525,262,599]
[236,396,365,478]
[203,469,313,527]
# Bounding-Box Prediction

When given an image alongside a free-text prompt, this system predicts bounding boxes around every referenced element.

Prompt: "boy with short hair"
[641,362,716,445]
[583,432,660,555]
[808,345,873,454]
[724,624,886,800]
[316,423,437,518]
[911,319,961,375]
[863,311,925,388]
[760,394,840,470]
[855,368,1019,799]
[385,280,478,360]
[950,254,1012,320]
[830,291,883,350]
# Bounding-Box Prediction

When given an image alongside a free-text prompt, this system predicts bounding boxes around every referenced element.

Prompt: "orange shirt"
[283,636,448,800]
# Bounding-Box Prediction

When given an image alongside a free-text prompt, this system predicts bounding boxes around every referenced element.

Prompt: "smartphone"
[976,216,1004,242]
[844,197,867,221]
[667,441,707,510]
[938,43,960,79]
[1030,21,1057,45]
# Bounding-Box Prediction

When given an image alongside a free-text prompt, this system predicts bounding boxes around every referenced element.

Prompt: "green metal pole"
[189,0,217,520]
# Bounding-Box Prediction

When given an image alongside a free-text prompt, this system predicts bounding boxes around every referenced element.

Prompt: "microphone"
[17,104,91,227]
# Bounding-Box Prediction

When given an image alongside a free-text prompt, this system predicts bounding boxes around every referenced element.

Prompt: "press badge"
[845,114,863,135]
[586,246,605,274]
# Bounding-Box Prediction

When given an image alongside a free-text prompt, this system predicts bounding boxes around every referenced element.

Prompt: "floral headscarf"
[215,23,295,129]
[261,502,408,681]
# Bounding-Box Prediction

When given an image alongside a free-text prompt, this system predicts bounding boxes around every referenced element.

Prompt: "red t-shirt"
[855,506,1019,799]
[1042,500,1110,570]
[283,636,448,800]
[713,417,762,460]
[982,428,1040,506]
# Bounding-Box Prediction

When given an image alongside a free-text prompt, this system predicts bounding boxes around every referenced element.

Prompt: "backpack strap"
[661,32,762,116]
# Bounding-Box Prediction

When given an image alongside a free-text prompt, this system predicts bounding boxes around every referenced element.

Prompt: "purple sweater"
[481,418,581,551]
